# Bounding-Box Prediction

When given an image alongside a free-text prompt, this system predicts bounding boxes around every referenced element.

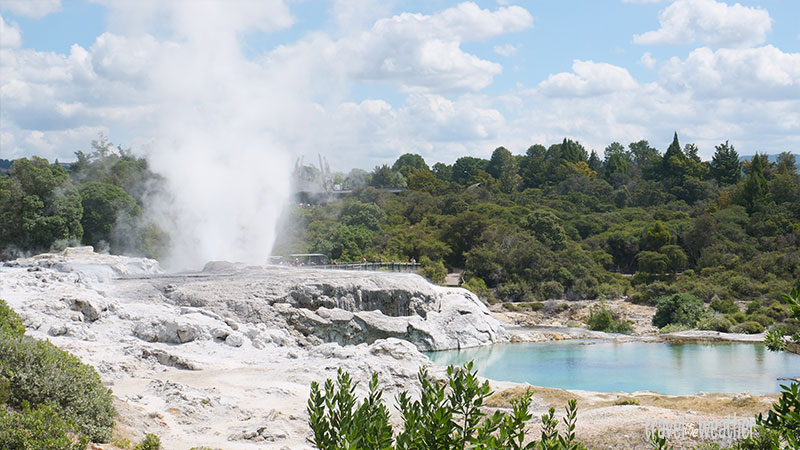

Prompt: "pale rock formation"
[0,248,502,449]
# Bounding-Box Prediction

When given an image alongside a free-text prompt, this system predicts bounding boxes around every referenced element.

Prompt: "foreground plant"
[0,299,115,447]
[307,362,585,450]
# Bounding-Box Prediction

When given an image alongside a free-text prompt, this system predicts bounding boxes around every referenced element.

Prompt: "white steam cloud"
[103,0,296,270]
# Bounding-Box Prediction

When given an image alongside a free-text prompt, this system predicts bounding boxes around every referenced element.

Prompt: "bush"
[755,382,800,448]
[134,434,161,450]
[307,363,586,450]
[763,303,789,321]
[519,302,545,311]
[0,403,87,450]
[746,301,763,315]
[728,311,747,324]
[0,326,115,442]
[697,315,733,333]
[586,304,633,334]
[652,293,706,329]
[710,298,739,314]
[418,256,446,284]
[462,277,493,302]
[659,323,691,334]
[501,302,520,312]
[749,313,774,327]
[732,320,765,334]
[0,300,24,339]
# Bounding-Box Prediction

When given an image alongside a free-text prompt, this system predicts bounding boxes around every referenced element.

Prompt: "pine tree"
[709,141,741,186]
[661,132,686,179]
[740,153,769,213]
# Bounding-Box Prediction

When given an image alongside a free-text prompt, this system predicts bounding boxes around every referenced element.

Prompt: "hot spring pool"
[425,340,800,395]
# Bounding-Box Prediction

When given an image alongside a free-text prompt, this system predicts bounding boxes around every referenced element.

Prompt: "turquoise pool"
[425,340,800,395]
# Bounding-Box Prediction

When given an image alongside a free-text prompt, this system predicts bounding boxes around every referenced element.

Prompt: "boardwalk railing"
[311,262,420,273]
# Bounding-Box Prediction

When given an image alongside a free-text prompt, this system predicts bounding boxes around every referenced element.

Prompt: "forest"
[277,133,800,323]
[2,133,799,320]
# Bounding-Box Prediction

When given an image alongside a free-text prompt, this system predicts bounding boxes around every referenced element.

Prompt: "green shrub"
[697,315,733,333]
[501,302,520,312]
[518,302,545,311]
[746,301,763,315]
[710,298,739,314]
[0,403,87,450]
[497,281,536,303]
[134,434,161,450]
[418,256,447,284]
[613,398,640,406]
[586,304,633,334]
[749,313,774,327]
[0,334,115,442]
[652,293,705,329]
[0,300,24,339]
[728,311,747,324]
[307,363,586,450]
[763,303,789,321]
[659,323,691,334]
[732,321,765,334]
[461,277,492,301]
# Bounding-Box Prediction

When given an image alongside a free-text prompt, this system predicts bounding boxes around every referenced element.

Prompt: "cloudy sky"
[1,0,798,170]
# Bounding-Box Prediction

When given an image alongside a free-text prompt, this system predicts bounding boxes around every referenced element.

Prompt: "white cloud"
[341,2,532,92]
[0,15,21,48]
[538,60,639,97]
[639,51,656,69]
[634,0,772,48]
[494,43,520,57]
[0,0,60,19]
[267,2,533,93]
[659,45,800,99]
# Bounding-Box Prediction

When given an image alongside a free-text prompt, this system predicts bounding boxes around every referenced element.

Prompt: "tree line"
[277,132,799,313]
[0,135,166,260]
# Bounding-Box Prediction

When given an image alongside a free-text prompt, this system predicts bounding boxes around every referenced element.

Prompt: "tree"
[709,141,741,186]
[487,147,520,194]
[391,153,429,178]
[559,138,588,163]
[661,132,687,179]
[521,144,547,188]
[652,293,705,328]
[642,221,671,251]
[525,210,566,250]
[602,146,632,187]
[628,140,661,178]
[587,150,601,172]
[660,245,687,273]
[452,157,489,185]
[775,152,798,175]
[636,251,669,274]
[370,165,406,188]
[739,153,770,213]
[78,182,141,253]
[431,162,453,182]
[4,157,83,252]
[340,200,386,231]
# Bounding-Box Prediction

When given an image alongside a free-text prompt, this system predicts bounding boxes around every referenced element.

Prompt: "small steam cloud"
[104,0,296,270]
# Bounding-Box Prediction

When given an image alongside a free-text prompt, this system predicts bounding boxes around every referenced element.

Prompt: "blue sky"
[0,0,799,170]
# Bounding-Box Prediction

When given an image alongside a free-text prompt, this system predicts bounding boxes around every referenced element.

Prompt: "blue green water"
[425,341,800,395]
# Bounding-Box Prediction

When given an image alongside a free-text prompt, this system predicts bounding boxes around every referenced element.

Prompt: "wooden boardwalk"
[313,262,419,273]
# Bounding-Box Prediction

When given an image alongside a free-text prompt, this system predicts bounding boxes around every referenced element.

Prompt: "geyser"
[109,1,296,270]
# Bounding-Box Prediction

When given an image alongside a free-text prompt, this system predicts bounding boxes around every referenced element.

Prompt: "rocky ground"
[0,248,777,450]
